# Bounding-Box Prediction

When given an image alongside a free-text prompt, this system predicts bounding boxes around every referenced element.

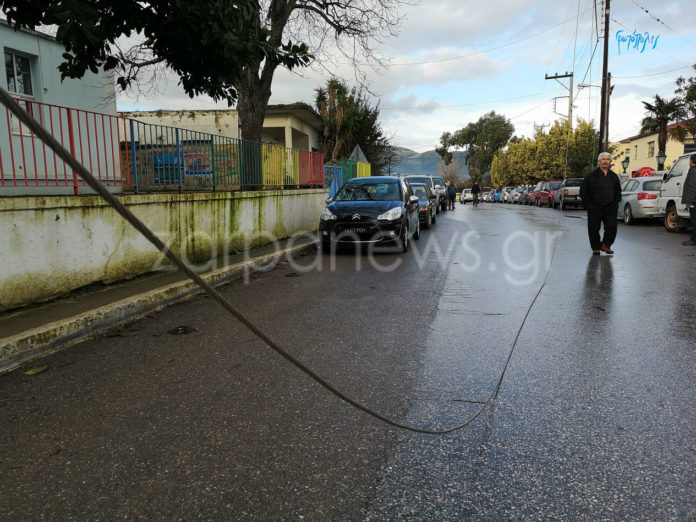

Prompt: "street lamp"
[621,156,629,173]
[656,152,667,171]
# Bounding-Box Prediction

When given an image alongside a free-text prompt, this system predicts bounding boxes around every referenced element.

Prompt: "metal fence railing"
[1,96,358,195]
[1,97,131,194]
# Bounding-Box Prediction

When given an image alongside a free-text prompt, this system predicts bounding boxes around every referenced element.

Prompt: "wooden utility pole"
[545,72,574,128]
[598,0,611,152]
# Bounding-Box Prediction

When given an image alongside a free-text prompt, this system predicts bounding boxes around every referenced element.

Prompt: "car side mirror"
[325,197,333,204]
[409,195,419,204]
[662,172,669,182]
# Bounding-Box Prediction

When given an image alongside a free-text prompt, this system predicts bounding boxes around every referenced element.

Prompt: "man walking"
[447,182,457,210]
[471,181,482,207]
[682,154,696,246]
[580,152,622,255]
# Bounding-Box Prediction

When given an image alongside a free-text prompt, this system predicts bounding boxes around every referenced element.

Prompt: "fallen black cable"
[0,87,557,434]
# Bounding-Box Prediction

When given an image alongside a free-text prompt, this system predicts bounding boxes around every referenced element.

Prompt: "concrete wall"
[0,190,327,311]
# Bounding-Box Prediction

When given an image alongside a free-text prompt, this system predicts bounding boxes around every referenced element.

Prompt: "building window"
[634,145,638,158]
[4,50,33,96]
[648,141,655,157]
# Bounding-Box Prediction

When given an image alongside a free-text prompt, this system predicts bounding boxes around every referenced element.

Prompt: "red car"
[532,180,561,207]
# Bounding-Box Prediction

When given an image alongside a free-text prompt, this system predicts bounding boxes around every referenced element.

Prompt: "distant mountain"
[390,147,469,179]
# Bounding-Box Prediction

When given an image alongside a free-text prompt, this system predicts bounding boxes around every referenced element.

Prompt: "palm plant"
[640,95,685,168]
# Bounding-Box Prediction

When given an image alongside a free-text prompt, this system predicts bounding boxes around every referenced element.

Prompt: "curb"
[0,239,317,374]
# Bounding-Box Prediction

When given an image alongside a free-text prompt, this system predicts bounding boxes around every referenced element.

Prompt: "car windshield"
[432,177,444,186]
[550,182,561,189]
[335,182,400,201]
[405,177,433,188]
[565,179,582,187]
[643,180,662,191]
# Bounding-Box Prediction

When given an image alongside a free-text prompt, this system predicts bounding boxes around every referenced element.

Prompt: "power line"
[631,0,696,50]
[613,64,694,80]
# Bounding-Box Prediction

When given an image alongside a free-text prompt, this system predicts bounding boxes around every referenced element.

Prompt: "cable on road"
[0,87,559,435]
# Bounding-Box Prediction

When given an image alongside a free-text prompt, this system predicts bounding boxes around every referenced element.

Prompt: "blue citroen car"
[319,176,420,252]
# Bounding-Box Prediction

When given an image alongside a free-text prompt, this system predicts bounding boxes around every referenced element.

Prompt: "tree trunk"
[237,65,272,143]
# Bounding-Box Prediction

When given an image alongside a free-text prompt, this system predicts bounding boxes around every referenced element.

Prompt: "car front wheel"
[400,223,409,252]
[664,203,683,232]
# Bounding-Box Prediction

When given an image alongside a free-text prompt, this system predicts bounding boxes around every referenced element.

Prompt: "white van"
[658,153,693,232]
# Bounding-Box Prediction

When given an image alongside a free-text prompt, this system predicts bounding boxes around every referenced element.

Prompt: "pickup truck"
[658,153,692,232]
[403,174,446,214]
[431,175,448,212]
[554,177,584,210]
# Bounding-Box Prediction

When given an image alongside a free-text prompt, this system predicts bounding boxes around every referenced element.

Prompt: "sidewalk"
[0,236,317,374]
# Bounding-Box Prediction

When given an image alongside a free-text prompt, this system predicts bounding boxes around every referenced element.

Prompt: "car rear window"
[643,180,662,191]
[550,182,561,189]
[413,186,428,198]
[406,176,433,188]
[336,182,401,201]
[565,179,582,187]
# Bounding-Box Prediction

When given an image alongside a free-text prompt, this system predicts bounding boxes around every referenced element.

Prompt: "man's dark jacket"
[682,165,696,205]
[580,167,622,206]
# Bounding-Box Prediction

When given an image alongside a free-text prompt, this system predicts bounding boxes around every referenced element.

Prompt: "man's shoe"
[592,250,600,255]
[682,240,696,246]
[601,243,614,255]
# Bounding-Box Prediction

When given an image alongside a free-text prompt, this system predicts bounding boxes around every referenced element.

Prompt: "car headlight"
[377,206,403,220]
[320,207,337,221]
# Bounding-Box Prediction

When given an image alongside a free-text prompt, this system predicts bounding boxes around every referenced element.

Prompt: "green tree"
[0,1,311,106]
[491,119,599,186]
[639,94,685,167]
[674,63,696,140]
[315,79,394,175]
[1,0,407,142]
[436,111,514,177]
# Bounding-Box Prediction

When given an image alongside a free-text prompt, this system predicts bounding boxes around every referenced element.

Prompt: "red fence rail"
[0,96,131,193]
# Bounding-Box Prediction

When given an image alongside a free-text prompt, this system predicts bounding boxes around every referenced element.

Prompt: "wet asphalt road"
[1,202,695,520]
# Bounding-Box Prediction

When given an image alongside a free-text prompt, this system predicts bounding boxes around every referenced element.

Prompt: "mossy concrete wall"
[0,190,327,312]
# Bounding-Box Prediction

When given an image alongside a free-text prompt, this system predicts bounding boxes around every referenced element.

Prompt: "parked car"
[534,181,556,207]
[658,154,693,232]
[409,182,437,229]
[554,177,584,210]
[617,176,663,225]
[500,186,514,203]
[320,176,420,252]
[511,187,524,204]
[492,187,503,202]
[520,187,533,205]
[529,182,542,206]
[402,175,446,214]
[547,180,562,207]
[460,188,473,204]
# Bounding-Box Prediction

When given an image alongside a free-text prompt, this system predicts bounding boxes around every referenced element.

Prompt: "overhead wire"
[0,85,561,436]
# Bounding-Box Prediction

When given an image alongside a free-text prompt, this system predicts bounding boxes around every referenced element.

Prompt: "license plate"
[344,227,368,233]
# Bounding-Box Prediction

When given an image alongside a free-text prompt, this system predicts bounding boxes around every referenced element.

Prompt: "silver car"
[617,176,663,225]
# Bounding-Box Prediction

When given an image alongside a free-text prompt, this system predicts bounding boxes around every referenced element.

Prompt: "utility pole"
[599,0,611,152]
[544,72,574,128]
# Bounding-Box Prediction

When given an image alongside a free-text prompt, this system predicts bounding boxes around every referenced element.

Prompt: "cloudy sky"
[118,0,696,153]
